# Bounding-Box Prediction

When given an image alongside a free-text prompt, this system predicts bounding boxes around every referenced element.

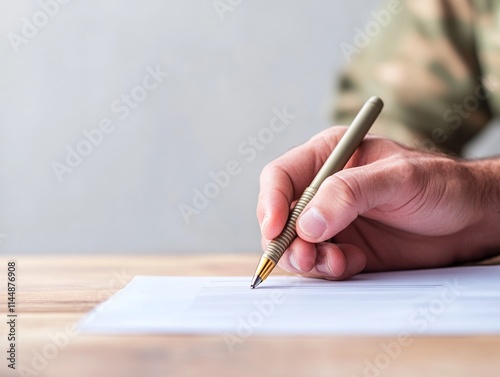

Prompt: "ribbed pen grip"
[263,186,318,263]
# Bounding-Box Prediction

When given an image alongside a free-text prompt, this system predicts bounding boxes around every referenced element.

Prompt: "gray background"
[1,0,498,255]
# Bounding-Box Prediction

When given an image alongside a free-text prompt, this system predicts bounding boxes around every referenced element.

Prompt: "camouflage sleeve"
[332,0,493,155]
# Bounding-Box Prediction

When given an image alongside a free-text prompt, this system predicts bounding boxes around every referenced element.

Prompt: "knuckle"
[397,155,424,187]
[328,173,361,211]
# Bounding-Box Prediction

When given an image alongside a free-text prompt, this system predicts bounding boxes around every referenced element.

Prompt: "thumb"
[296,159,406,243]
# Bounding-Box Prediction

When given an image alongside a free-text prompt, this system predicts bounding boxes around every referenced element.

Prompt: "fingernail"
[260,214,269,234]
[316,258,334,276]
[299,207,327,239]
[289,253,300,271]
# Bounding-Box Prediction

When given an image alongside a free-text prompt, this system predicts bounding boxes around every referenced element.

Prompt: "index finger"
[256,127,347,240]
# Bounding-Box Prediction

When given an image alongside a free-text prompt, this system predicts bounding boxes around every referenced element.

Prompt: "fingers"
[257,128,401,241]
[279,237,317,272]
[257,129,344,240]
[296,159,403,243]
[257,169,294,240]
[256,127,411,281]
[278,241,367,280]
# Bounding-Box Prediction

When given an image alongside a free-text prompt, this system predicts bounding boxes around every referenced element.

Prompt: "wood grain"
[1,254,499,377]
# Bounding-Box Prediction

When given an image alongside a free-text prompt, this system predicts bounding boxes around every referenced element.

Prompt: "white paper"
[79,266,500,336]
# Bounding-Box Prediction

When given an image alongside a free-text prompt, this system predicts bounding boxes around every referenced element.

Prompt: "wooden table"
[1,254,500,377]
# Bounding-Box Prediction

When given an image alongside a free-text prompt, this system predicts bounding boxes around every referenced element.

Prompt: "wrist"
[461,157,500,257]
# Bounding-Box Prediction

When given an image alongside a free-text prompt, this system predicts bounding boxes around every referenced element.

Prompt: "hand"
[257,127,500,280]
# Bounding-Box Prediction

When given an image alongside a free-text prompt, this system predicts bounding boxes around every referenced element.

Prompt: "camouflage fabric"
[333,0,500,156]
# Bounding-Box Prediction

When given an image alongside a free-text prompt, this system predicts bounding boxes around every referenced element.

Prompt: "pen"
[250,96,384,288]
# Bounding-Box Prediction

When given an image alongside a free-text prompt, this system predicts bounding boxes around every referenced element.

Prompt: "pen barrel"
[256,97,383,285]
[263,186,317,263]
[310,96,383,189]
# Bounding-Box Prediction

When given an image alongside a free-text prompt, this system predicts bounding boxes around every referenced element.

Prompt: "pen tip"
[250,275,263,289]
